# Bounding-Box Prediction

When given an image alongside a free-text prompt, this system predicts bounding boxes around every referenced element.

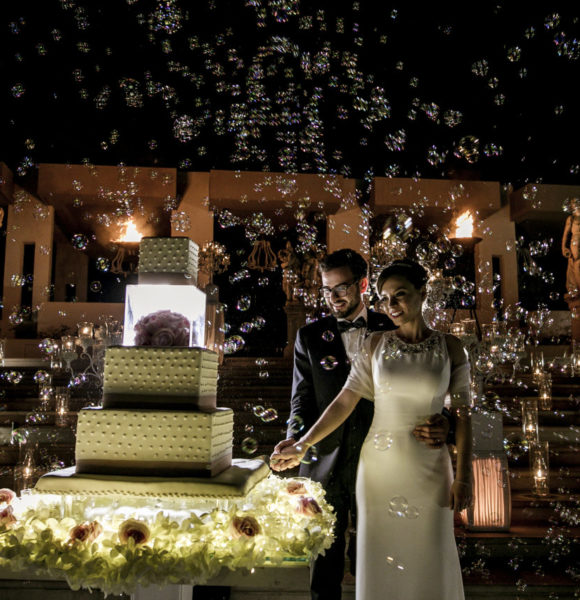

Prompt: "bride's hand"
[449,479,472,512]
[269,442,308,471]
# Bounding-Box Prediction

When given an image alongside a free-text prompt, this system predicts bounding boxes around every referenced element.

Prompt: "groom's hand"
[412,413,450,448]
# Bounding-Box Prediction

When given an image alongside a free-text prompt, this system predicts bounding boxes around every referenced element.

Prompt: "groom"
[270,248,451,600]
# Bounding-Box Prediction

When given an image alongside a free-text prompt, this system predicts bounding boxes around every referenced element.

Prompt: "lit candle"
[77,322,94,339]
[530,441,550,497]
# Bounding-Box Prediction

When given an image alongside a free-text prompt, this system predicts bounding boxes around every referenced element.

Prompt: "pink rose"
[134,310,190,347]
[296,497,322,517]
[0,505,17,529]
[230,515,261,539]
[0,488,16,505]
[118,519,150,545]
[286,481,308,496]
[151,327,175,346]
[69,521,103,544]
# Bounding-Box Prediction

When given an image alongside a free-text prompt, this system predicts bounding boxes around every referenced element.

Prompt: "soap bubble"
[406,505,420,519]
[11,83,25,98]
[388,496,408,517]
[96,257,110,272]
[252,405,265,418]
[300,445,319,464]
[171,211,191,232]
[239,322,253,333]
[258,370,269,379]
[321,330,335,342]
[244,424,254,433]
[71,233,89,250]
[261,408,278,422]
[224,335,245,354]
[320,356,338,370]
[6,371,23,384]
[33,370,50,384]
[255,358,268,367]
[11,428,29,444]
[237,296,251,311]
[89,281,102,293]
[503,433,529,460]
[257,277,269,287]
[241,437,258,455]
[38,338,59,355]
[287,415,305,435]
[373,431,393,451]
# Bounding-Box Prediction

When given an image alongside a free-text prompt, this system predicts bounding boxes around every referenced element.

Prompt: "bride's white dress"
[344,329,470,600]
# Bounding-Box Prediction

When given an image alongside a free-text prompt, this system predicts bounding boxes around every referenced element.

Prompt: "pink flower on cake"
[296,497,322,517]
[0,488,16,505]
[230,515,261,539]
[286,481,308,496]
[134,310,190,347]
[118,519,150,545]
[69,521,103,544]
[0,505,17,529]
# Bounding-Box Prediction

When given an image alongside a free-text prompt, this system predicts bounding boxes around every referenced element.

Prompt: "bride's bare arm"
[270,388,361,471]
[445,334,473,511]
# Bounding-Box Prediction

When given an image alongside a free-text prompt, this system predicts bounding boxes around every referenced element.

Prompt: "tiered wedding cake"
[35,236,268,496]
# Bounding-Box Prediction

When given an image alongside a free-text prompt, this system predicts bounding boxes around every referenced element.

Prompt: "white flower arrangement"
[0,475,335,596]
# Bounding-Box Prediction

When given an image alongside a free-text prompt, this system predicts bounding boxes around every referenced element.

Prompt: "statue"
[562,198,580,297]
[278,241,300,303]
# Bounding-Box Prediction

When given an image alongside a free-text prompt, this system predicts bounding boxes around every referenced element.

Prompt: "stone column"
[283,301,308,359]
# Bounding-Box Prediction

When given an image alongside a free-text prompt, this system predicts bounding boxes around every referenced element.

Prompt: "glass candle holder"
[531,351,544,384]
[530,440,549,497]
[521,398,539,442]
[55,387,70,428]
[0,338,6,367]
[538,372,552,410]
[450,323,465,336]
[61,335,78,365]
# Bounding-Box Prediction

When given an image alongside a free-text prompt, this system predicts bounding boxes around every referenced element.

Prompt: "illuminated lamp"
[461,410,511,532]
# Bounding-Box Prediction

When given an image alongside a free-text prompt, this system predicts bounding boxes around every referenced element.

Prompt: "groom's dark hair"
[319,249,368,281]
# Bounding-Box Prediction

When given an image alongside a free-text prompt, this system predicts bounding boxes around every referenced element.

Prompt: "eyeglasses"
[319,279,359,297]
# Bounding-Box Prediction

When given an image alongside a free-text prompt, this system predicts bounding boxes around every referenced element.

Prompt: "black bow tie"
[337,317,366,333]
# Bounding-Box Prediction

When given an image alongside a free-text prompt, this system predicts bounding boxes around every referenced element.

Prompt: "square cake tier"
[138,236,199,284]
[75,407,233,477]
[103,346,217,409]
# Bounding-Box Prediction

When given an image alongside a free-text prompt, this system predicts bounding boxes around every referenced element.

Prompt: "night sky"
[2,1,579,187]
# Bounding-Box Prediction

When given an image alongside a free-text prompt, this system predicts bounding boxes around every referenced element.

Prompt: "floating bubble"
[90,281,102,293]
[257,277,270,287]
[38,338,59,355]
[255,358,268,367]
[236,296,251,311]
[71,233,89,250]
[253,316,267,329]
[239,322,254,333]
[33,370,50,384]
[373,431,393,451]
[11,83,25,98]
[252,405,265,418]
[320,356,338,370]
[244,424,254,433]
[405,505,420,519]
[96,257,110,272]
[300,445,318,464]
[6,371,23,384]
[258,371,269,379]
[503,433,529,460]
[287,415,305,435]
[321,330,335,342]
[171,211,191,232]
[224,335,245,354]
[241,437,258,455]
[11,428,28,444]
[261,408,278,423]
[388,496,408,517]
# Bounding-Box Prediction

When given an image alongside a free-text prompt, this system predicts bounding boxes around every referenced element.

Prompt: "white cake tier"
[34,458,270,499]
[138,236,198,284]
[103,346,217,409]
[75,407,233,477]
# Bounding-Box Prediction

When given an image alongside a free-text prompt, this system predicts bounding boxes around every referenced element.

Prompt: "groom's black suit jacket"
[287,310,395,487]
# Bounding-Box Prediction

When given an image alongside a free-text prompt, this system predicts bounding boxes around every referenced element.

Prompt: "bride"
[271,259,472,600]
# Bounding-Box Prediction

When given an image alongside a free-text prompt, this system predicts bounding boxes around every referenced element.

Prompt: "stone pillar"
[1,191,54,336]
[283,301,308,359]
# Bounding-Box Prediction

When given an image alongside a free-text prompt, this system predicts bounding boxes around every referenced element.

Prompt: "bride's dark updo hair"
[376,259,429,294]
